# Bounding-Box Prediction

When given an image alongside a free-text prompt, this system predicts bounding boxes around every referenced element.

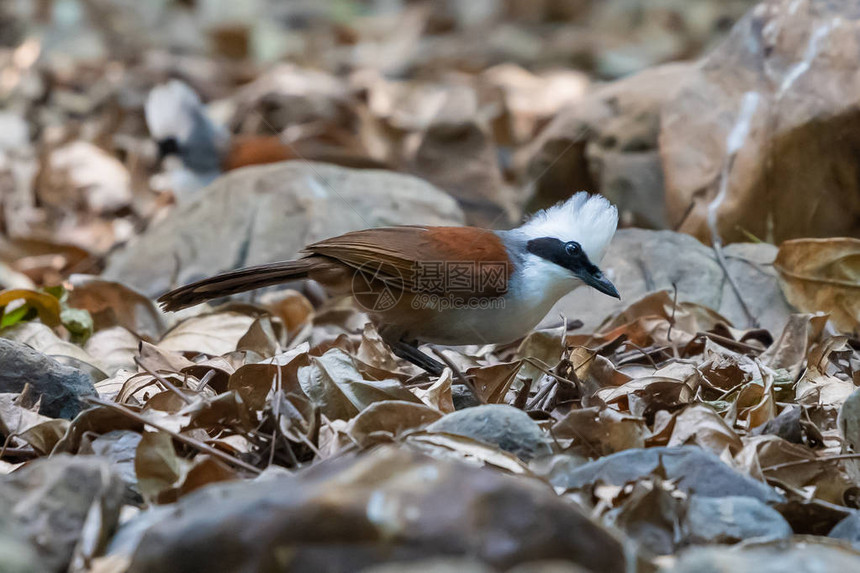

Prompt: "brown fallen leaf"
[297,348,423,421]
[0,394,69,454]
[157,312,257,356]
[135,430,183,502]
[66,275,166,341]
[348,400,442,447]
[667,403,742,456]
[774,238,860,332]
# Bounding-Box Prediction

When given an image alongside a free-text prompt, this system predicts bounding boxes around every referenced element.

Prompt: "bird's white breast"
[409,254,581,346]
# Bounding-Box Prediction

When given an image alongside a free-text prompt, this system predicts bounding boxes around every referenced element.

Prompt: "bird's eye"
[565,242,581,256]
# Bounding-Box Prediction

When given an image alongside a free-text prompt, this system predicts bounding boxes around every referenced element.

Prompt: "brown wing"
[304,226,511,295]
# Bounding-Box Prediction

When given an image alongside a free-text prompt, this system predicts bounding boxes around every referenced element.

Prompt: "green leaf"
[60,307,94,343]
[0,304,34,329]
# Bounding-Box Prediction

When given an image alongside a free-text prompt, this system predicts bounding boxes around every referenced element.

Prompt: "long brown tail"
[158,259,317,311]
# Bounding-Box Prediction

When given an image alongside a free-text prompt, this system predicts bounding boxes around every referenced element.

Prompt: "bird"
[144,80,385,198]
[158,192,619,375]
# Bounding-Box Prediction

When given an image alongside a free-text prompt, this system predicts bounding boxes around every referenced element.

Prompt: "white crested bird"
[158,192,619,374]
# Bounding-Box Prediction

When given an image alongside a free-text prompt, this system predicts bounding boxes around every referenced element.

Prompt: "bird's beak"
[581,268,620,299]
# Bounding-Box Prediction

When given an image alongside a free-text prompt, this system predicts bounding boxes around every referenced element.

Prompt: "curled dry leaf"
[258,289,314,340]
[796,337,855,408]
[67,275,166,341]
[134,430,182,502]
[228,363,281,410]
[667,404,742,456]
[552,406,647,455]
[761,313,829,379]
[0,394,69,454]
[774,238,860,332]
[236,316,282,358]
[2,321,105,373]
[596,290,730,347]
[0,288,61,327]
[348,400,442,447]
[157,312,257,356]
[467,362,523,405]
[411,370,455,414]
[297,348,423,421]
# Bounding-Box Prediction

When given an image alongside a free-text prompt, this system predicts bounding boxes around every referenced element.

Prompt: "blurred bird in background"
[145,79,384,201]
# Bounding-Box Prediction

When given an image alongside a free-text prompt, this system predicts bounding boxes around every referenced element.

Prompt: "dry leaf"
[774,238,860,332]
[67,275,166,341]
[158,312,256,356]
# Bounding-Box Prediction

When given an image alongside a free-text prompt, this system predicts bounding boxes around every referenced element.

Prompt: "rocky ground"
[1,0,859,572]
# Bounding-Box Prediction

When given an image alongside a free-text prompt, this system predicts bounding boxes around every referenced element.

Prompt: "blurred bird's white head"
[145,80,227,178]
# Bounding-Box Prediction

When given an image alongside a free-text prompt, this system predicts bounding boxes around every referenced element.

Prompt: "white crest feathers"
[519,192,618,262]
[144,80,205,144]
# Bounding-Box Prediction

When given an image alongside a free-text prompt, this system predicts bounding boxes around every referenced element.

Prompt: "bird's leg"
[385,338,446,377]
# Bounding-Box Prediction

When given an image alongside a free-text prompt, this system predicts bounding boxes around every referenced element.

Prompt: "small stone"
[549,445,783,504]
[830,512,860,550]
[683,495,792,544]
[0,339,96,419]
[426,404,552,460]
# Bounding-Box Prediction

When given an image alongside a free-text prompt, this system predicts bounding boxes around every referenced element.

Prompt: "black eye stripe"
[526,237,599,276]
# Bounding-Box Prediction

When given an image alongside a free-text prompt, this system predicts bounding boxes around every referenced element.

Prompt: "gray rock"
[426,404,552,461]
[547,228,793,333]
[0,523,45,573]
[0,455,125,573]
[360,559,494,573]
[0,338,96,419]
[830,512,860,549]
[120,446,631,573]
[103,162,465,297]
[549,445,784,504]
[683,495,792,544]
[665,540,860,573]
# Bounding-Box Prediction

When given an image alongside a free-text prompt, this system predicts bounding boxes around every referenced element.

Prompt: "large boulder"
[662,0,860,244]
[103,162,465,297]
[119,446,631,573]
[523,0,860,245]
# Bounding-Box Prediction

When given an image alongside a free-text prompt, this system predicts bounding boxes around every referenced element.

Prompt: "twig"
[431,348,485,405]
[712,240,759,329]
[615,342,662,369]
[523,358,580,411]
[134,357,194,406]
[85,397,261,474]
[762,453,860,473]
[697,332,765,354]
[526,379,556,411]
[667,282,678,343]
